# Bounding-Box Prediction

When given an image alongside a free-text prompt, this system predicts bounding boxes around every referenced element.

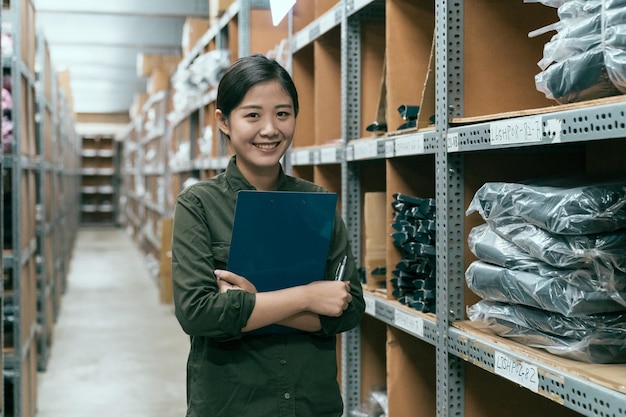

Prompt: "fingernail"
[214,269,223,276]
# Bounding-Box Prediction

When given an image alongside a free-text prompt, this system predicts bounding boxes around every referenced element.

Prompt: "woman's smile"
[253,142,280,150]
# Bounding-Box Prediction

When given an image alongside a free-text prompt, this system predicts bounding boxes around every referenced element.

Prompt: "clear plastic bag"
[466,177,626,235]
[468,300,626,363]
[530,0,626,102]
[478,219,626,274]
[465,260,626,316]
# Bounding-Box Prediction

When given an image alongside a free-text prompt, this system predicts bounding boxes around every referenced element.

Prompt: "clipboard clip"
[334,255,348,281]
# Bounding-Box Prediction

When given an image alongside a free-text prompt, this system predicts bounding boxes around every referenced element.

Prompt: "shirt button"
[280,359,287,365]
[284,393,291,400]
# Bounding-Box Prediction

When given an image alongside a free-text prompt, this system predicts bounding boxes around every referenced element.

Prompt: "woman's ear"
[215,109,230,137]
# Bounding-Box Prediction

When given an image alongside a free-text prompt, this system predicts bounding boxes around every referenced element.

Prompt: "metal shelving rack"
[117,0,626,416]
[33,30,64,373]
[287,1,626,416]
[2,0,39,416]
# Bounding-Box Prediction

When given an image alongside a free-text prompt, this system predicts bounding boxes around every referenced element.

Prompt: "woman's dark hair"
[216,54,299,119]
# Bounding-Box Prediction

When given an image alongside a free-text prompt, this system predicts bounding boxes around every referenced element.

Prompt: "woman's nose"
[260,118,278,136]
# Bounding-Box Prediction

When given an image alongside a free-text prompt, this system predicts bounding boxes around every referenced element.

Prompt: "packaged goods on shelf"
[465,260,626,316]
[529,0,626,103]
[467,177,626,235]
[390,193,436,313]
[170,49,230,117]
[468,300,626,363]
[469,223,626,287]
[467,176,626,362]
[349,389,388,417]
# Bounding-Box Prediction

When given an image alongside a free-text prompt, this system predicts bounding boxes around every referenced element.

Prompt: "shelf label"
[352,140,378,160]
[490,116,542,146]
[365,297,376,316]
[494,351,539,392]
[375,302,394,322]
[312,150,321,165]
[394,309,424,337]
[396,134,425,156]
[385,140,395,158]
[320,147,338,163]
[293,150,310,165]
[447,133,460,152]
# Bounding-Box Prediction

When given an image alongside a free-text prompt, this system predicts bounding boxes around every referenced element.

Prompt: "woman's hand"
[303,280,352,317]
[214,269,258,294]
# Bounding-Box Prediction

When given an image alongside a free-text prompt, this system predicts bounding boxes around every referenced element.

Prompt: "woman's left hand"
[214,269,258,294]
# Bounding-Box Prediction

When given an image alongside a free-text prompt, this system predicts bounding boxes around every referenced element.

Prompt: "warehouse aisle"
[36,228,189,417]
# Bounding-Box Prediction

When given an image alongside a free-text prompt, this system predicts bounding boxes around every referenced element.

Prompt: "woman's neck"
[239,163,280,191]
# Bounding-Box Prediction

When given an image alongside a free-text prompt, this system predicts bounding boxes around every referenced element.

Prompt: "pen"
[334,255,348,281]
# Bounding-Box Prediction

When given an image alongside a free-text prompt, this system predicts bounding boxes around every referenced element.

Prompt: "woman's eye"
[246,112,260,118]
[277,111,290,118]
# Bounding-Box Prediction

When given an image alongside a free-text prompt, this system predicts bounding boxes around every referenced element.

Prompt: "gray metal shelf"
[116,1,626,416]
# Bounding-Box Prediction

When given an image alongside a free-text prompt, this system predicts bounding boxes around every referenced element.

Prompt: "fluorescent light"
[269,0,295,26]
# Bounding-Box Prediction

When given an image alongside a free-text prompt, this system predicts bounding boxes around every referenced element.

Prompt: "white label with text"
[490,116,542,146]
[352,140,378,160]
[396,135,425,156]
[494,351,539,392]
[394,310,424,337]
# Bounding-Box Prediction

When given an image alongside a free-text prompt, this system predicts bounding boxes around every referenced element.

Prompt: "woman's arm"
[215,269,352,332]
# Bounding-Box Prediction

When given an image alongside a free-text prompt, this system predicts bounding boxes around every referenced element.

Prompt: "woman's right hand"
[304,281,353,317]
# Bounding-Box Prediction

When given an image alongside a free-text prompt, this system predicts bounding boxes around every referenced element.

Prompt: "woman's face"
[217,80,296,177]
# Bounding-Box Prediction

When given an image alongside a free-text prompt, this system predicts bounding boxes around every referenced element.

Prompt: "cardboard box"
[136,53,181,78]
[363,192,387,289]
[182,17,211,57]
[147,68,170,95]
[209,0,234,19]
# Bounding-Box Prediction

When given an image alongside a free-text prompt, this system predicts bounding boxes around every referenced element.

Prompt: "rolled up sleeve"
[172,190,255,341]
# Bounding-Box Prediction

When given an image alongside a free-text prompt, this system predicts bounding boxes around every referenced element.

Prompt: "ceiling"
[34,0,210,115]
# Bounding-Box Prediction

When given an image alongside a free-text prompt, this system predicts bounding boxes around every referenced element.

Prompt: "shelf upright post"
[342,0,362,413]
[6,0,26,414]
[434,1,465,417]
[239,0,251,58]
[34,30,50,372]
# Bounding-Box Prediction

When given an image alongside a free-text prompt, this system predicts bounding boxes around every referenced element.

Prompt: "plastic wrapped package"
[605,27,626,92]
[481,218,626,274]
[529,0,626,103]
[468,223,626,294]
[465,260,626,316]
[468,300,626,363]
[466,178,626,235]
[535,47,621,103]
[349,390,388,417]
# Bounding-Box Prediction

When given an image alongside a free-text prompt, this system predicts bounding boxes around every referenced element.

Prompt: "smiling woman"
[170,54,365,417]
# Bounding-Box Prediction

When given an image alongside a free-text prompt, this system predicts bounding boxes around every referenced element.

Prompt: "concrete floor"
[36,228,190,417]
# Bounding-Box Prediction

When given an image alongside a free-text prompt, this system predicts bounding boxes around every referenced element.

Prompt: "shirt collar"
[224,155,288,192]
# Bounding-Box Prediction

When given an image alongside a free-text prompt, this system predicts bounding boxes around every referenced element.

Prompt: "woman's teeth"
[254,143,279,149]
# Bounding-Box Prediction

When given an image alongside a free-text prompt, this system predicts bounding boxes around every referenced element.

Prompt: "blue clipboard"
[227,190,338,335]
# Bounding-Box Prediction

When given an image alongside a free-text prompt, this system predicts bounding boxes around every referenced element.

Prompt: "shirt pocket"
[211,242,230,270]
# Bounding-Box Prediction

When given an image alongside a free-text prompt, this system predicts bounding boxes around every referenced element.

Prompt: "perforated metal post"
[435,1,465,417]
[342,1,362,414]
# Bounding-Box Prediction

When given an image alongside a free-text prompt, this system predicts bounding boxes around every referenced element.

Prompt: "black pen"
[334,255,348,281]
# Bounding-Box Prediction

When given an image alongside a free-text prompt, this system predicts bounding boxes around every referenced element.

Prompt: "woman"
[171,54,365,417]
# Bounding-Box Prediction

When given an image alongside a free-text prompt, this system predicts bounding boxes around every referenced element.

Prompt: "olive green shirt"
[172,156,365,417]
